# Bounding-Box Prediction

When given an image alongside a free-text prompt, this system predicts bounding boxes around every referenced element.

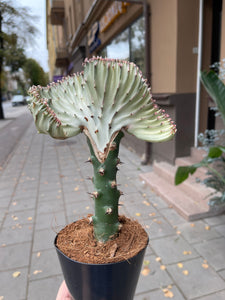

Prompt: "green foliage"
[175,146,225,206]
[0,0,38,119]
[23,58,48,86]
[0,0,38,47]
[3,33,26,72]
[201,70,225,126]
[175,165,198,185]
[175,69,225,206]
[208,146,225,158]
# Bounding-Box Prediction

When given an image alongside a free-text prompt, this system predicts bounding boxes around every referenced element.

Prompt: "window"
[130,16,145,74]
[99,16,145,73]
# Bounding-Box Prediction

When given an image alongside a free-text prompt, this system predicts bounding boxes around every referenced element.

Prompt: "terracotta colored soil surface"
[56,215,148,264]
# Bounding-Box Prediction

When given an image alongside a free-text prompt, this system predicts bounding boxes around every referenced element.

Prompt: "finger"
[56,281,73,300]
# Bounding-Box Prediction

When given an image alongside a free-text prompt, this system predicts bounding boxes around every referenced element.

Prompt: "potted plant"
[175,69,225,208]
[28,57,176,300]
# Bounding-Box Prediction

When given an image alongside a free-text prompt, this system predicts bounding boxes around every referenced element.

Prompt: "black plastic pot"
[55,235,148,300]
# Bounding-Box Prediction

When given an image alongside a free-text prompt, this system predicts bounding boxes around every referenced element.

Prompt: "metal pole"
[142,0,151,165]
[194,0,204,147]
[0,10,5,119]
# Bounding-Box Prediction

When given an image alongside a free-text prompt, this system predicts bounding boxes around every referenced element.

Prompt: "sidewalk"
[0,110,225,300]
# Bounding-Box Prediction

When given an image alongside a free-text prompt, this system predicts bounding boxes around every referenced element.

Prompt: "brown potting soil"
[56,215,148,264]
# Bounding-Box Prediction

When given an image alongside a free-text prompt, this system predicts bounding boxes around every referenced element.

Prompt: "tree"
[4,33,26,72]
[0,0,38,119]
[23,58,49,87]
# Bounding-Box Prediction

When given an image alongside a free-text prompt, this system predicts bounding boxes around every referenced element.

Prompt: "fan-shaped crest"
[28,57,176,162]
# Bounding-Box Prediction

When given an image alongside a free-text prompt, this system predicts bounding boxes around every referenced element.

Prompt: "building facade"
[46,0,225,164]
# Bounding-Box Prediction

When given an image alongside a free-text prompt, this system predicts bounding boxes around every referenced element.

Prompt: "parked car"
[11,95,26,106]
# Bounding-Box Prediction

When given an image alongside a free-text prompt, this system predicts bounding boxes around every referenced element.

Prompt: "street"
[2,100,28,120]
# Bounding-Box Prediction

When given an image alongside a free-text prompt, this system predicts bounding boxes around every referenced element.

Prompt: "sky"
[16,0,49,72]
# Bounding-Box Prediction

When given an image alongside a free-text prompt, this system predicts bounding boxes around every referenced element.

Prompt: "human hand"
[56,280,73,300]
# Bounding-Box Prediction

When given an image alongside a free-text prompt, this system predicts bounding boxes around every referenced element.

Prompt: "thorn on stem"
[111,181,117,188]
[105,207,113,215]
[98,168,105,176]
[88,191,99,199]
[85,157,92,163]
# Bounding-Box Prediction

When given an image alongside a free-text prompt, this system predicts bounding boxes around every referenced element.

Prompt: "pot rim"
[54,234,149,267]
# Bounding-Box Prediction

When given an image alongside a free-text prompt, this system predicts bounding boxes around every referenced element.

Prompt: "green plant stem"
[87,131,124,242]
[207,165,225,185]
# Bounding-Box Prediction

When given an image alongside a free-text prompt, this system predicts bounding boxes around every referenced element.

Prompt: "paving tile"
[61,182,87,195]
[28,275,63,300]
[215,224,225,237]
[194,237,225,271]
[0,194,11,208]
[0,224,33,246]
[135,285,185,300]
[36,211,67,231]
[59,170,80,180]
[3,209,35,227]
[16,179,39,191]
[0,242,31,271]
[67,214,85,224]
[121,192,142,206]
[0,209,5,226]
[0,187,14,198]
[120,180,143,194]
[0,267,28,300]
[118,203,128,216]
[124,200,158,220]
[219,269,225,280]
[136,254,173,294]
[38,181,61,193]
[117,172,137,186]
[63,189,88,204]
[143,217,175,240]
[144,244,153,256]
[30,248,62,280]
[60,175,80,186]
[147,194,169,210]
[66,199,93,220]
[33,228,57,251]
[167,257,225,299]
[159,207,187,227]
[177,220,221,244]
[197,290,225,300]
[150,235,199,265]
[205,214,225,226]
[0,179,16,190]
[8,196,37,212]
[14,188,38,200]
[38,189,63,202]
[37,198,64,214]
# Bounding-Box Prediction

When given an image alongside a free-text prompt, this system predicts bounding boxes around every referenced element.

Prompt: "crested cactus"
[28,57,176,242]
